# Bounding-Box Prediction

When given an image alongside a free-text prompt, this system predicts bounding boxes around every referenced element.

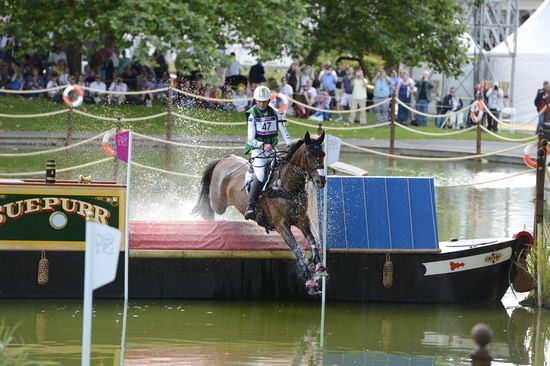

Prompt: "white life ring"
[270,92,289,113]
[62,85,84,107]
[523,143,550,169]
[102,131,115,157]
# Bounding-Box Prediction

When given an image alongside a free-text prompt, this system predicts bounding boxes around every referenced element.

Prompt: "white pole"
[81,223,95,366]
[120,131,132,365]
[320,136,329,348]
[509,0,519,108]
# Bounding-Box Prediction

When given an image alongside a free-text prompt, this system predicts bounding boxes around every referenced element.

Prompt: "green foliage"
[0,320,32,366]
[527,223,550,306]
[302,0,470,77]
[0,0,306,71]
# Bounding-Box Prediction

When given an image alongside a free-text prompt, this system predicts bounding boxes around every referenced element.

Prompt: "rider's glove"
[262,144,273,152]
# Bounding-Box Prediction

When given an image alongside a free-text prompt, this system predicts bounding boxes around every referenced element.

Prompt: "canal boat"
[0,176,531,303]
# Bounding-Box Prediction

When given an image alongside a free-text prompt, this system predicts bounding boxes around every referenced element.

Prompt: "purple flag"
[115,131,131,163]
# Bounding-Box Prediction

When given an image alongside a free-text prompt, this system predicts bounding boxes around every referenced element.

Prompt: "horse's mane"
[284,139,304,161]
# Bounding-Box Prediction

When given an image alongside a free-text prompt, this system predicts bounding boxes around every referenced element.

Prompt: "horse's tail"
[191,158,222,220]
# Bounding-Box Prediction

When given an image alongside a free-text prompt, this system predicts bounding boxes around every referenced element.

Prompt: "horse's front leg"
[298,220,327,277]
[276,225,311,281]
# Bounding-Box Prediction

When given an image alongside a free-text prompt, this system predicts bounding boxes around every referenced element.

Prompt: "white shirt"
[109,81,128,93]
[352,78,369,99]
[46,80,59,95]
[306,86,317,101]
[59,73,70,85]
[280,84,293,98]
[89,81,106,93]
[227,60,241,76]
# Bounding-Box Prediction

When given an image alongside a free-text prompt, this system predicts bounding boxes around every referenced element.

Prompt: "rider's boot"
[244,178,263,220]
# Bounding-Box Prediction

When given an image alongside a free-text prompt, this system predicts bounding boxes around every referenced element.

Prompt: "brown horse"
[192,131,327,294]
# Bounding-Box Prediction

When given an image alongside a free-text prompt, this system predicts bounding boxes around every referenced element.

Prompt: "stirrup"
[244,208,256,220]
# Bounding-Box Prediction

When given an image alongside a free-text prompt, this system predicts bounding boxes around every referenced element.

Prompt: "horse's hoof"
[315,263,327,273]
[305,280,321,296]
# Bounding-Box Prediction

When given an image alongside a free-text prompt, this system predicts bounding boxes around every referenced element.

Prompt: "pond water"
[1,143,549,365]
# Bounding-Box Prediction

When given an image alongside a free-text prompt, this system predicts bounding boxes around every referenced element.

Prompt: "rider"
[243,85,292,220]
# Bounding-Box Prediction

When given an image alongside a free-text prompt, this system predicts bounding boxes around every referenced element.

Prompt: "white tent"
[489,0,550,124]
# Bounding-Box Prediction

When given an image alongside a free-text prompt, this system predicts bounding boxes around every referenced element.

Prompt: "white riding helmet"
[253,86,271,101]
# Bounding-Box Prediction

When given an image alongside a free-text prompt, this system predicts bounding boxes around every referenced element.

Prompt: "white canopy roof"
[491,0,550,55]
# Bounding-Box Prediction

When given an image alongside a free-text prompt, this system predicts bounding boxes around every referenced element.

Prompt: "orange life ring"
[62,85,84,107]
[470,101,484,123]
[269,92,289,113]
[523,143,550,168]
[513,231,534,248]
[102,131,115,157]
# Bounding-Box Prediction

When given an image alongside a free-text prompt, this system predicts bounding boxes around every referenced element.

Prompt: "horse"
[192,131,327,295]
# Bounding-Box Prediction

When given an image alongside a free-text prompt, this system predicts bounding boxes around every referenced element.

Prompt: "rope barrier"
[0,109,68,118]
[132,131,242,150]
[286,118,391,130]
[479,125,538,142]
[286,96,391,114]
[0,157,113,177]
[172,87,251,103]
[132,161,201,178]
[395,123,477,136]
[0,130,112,157]
[72,109,119,121]
[436,169,533,188]
[172,111,246,126]
[395,98,474,118]
[481,101,544,128]
[340,140,531,161]
[79,85,169,95]
[0,85,66,94]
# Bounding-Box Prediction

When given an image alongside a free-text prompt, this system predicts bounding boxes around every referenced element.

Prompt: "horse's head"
[303,131,326,189]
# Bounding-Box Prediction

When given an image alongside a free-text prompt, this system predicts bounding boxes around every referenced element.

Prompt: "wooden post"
[534,130,547,239]
[470,324,493,366]
[476,119,482,157]
[317,123,323,136]
[65,106,74,166]
[113,117,122,181]
[389,94,396,155]
[166,84,173,142]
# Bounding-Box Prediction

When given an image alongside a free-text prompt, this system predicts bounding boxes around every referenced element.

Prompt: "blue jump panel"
[320,176,439,250]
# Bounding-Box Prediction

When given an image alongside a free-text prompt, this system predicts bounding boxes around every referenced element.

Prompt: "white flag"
[85,221,121,290]
[325,134,341,167]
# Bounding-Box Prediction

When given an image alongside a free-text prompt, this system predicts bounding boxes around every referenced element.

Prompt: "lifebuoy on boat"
[523,143,550,168]
[269,92,289,114]
[102,130,115,157]
[62,85,84,107]
[470,100,484,123]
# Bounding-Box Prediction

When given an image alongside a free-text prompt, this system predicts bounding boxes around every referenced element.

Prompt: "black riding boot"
[244,178,263,220]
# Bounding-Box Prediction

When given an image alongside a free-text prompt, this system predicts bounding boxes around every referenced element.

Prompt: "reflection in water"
[1,300,548,365]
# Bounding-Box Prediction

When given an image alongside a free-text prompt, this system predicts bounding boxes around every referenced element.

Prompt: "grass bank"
[0,95,532,141]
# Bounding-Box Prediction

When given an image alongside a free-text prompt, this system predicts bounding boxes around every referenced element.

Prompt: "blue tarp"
[319,177,439,250]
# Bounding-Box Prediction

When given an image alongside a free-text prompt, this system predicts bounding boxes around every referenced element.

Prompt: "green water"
[2,297,549,365]
[1,144,549,365]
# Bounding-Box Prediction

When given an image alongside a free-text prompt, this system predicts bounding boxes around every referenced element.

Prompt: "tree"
[0,0,306,73]
[302,0,470,78]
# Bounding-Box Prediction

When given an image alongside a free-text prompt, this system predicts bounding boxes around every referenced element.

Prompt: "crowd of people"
[1,39,548,130]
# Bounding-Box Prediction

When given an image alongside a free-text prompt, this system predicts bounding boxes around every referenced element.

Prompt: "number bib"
[254,116,278,136]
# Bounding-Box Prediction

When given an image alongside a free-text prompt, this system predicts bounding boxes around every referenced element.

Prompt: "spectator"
[47,46,67,66]
[89,74,107,105]
[474,78,489,103]
[317,63,337,97]
[348,69,369,125]
[25,67,45,98]
[226,52,240,77]
[439,87,464,129]
[118,50,131,75]
[534,81,549,130]
[485,83,504,132]
[334,62,346,121]
[395,71,415,125]
[372,69,392,124]
[414,71,433,127]
[108,76,127,105]
[9,69,25,94]
[297,64,312,95]
[340,66,354,114]
[286,63,298,94]
[232,86,248,112]
[309,88,331,121]
[389,70,400,95]
[0,57,9,88]
[46,72,62,102]
[279,77,293,99]
[304,79,317,107]
[59,66,71,85]
[248,61,265,88]
[153,50,168,80]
